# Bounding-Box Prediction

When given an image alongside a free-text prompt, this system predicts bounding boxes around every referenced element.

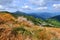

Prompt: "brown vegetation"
[0,12,60,40]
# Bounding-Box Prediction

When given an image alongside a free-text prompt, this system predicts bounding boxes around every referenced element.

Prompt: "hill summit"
[0,12,16,22]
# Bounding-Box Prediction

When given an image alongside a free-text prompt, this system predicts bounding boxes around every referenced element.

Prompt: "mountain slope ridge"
[0,11,60,40]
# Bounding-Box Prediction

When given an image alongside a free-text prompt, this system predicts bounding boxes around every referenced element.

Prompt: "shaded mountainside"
[12,11,60,27]
[46,15,60,27]
[11,11,45,26]
[10,11,60,27]
[29,12,60,19]
[50,15,60,21]
[11,11,53,27]
[0,11,60,40]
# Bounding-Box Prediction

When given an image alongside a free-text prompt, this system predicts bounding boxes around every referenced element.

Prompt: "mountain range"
[29,12,60,19]
[12,11,60,20]
[49,15,60,21]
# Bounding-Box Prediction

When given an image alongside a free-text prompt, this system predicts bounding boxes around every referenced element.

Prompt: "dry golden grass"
[0,12,60,40]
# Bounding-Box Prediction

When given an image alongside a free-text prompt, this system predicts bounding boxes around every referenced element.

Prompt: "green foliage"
[11,26,32,36]
[46,19,60,27]
[11,26,43,40]
[11,13,45,25]
[11,12,60,27]
[24,16,44,25]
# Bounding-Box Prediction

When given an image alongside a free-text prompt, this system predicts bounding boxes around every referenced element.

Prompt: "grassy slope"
[11,13,55,27]
[0,12,60,40]
[46,19,60,27]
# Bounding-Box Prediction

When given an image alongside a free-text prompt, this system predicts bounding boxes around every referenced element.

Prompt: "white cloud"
[52,0,60,2]
[0,5,5,10]
[53,4,60,10]
[0,0,13,5]
[22,5,29,8]
[36,7,47,10]
[0,0,18,11]
[34,7,47,10]
[0,5,3,8]
[29,0,46,6]
[20,5,48,12]
[21,5,32,10]
[0,0,48,12]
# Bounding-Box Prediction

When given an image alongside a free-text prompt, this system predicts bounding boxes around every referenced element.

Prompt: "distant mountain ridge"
[0,11,60,27]
[49,15,60,21]
[29,12,60,19]
[1,11,60,20]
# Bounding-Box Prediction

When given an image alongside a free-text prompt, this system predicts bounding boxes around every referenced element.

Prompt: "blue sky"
[0,0,60,13]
